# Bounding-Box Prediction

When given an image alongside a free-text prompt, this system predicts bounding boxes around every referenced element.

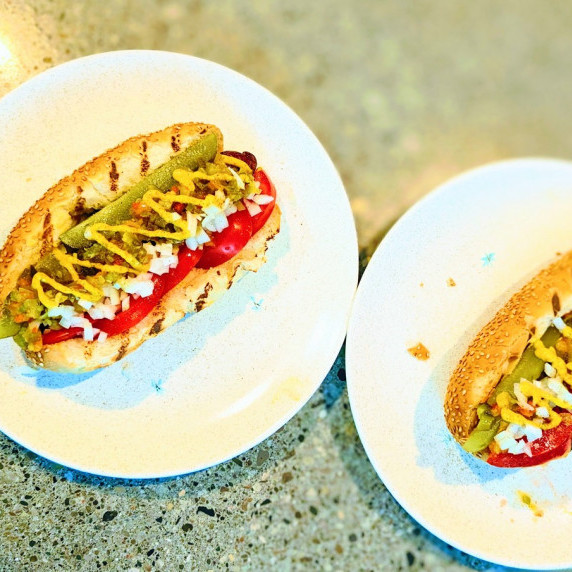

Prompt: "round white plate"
[347,159,572,570]
[0,51,357,478]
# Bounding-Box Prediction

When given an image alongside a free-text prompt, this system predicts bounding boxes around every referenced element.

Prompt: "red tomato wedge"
[92,275,166,337]
[487,413,572,468]
[162,246,203,294]
[42,327,85,345]
[195,209,253,269]
[250,169,276,235]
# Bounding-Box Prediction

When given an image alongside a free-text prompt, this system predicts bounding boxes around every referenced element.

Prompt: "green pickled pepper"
[462,405,501,453]
[488,325,561,403]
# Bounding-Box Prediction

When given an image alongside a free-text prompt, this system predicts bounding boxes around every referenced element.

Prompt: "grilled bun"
[444,250,572,443]
[0,122,281,372]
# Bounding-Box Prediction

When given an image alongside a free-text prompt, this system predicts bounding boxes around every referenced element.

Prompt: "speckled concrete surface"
[1,1,571,570]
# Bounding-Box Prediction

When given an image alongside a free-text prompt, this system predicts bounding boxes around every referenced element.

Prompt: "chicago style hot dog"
[0,122,280,372]
[445,251,572,467]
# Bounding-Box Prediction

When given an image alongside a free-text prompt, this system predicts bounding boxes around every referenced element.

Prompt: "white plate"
[347,159,572,571]
[0,51,357,478]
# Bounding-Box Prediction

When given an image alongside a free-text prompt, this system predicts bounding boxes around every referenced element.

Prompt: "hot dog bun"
[444,250,572,443]
[0,123,281,372]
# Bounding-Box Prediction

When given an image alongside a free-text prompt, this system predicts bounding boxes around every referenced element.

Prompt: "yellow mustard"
[532,337,572,386]
[33,187,205,307]
[32,160,252,308]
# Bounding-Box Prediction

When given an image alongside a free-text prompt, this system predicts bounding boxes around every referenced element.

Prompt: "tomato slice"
[250,168,276,234]
[42,327,85,345]
[195,209,253,269]
[487,413,572,468]
[92,275,166,336]
[162,245,203,294]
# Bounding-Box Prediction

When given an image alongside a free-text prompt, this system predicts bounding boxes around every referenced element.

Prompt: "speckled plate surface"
[346,159,572,570]
[0,50,357,478]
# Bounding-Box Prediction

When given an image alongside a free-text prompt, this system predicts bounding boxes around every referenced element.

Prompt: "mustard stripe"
[532,338,572,386]
[32,272,101,309]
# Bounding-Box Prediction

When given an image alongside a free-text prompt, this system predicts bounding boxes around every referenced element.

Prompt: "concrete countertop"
[1,1,571,570]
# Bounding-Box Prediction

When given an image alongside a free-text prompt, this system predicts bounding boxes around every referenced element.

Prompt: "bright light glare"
[0,38,13,66]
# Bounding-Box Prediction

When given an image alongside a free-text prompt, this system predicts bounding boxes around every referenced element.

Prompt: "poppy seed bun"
[444,250,572,442]
[0,122,281,372]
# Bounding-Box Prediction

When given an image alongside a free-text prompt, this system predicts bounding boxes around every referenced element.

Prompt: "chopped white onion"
[544,363,557,378]
[97,331,108,343]
[185,226,210,251]
[103,284,120,306]
[83,324,98,342]
[507,440,526,455]
[143,243,156,256]
[553,317,566,331]
[88,302,119,321]
[243,198,262,217]
[252,194,274,205]
[229,166,245,189]
[157,242,173,257]
[514,382,534,411]
[507,423,525,439]
[522,424,543,443]
[547,379,572,406]
[214,213,229,233]
[224,202,238,216]
[47,305,76,319]
[186,213,198,237]
[69,316,91,329]
[149,257,171,275]
[77,299,94,310]
[536,406,549,418]
[123,273,155,298]
[495,430,518,451]
[202,205,228,233]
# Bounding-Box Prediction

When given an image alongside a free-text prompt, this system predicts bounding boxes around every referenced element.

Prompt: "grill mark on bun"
[39,212,53,257]
[552,292,561,315]
[114,338,129,362]
[140,140,150,175]
[109,161,119,192]
[149,317,164,336]
[195,282,213,312]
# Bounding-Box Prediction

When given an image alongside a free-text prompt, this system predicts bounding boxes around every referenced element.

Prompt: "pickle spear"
[60,132,218,249]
